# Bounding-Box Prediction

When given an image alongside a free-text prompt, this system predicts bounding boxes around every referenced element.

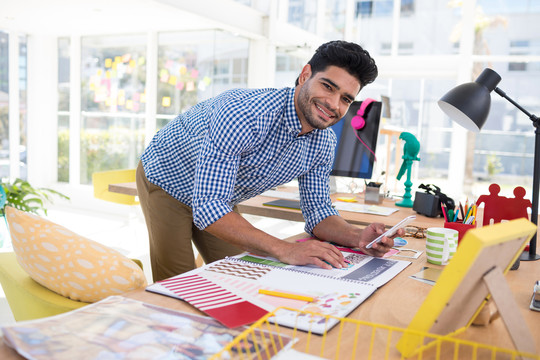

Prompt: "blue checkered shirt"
[140,87,339,234]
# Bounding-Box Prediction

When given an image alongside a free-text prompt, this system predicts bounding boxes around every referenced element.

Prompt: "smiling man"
[136,40,401,282]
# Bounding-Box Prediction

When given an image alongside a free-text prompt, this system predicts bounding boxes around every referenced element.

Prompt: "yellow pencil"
[258,289,314,302]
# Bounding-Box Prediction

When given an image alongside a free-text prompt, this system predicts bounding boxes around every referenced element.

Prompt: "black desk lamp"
[438,68,540,261]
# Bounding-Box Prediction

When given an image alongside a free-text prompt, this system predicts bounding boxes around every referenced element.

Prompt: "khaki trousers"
[136,161,243,282]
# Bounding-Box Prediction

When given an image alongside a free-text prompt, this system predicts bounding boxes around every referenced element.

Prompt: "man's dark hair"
[295,40,378,89]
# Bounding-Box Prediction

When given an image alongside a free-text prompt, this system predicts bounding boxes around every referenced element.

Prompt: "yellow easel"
[397,218,538,357]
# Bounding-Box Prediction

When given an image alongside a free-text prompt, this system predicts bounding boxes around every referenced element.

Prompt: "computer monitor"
[330,100,382,180]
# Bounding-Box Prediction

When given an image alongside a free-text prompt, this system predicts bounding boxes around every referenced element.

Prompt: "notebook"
[146,252,410,334]
[262,199,301,210]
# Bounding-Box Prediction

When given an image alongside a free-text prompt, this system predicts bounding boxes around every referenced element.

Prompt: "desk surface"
[2,232,539,359]
[109,182,442,229]
[237,190,443,229]
[108,182,137,196]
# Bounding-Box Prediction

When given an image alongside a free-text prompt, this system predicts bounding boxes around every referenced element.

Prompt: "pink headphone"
[351,98,376,130]
[350,98,378,161]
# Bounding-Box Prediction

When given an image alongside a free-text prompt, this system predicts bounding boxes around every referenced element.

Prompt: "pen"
[447,209,454,222]
[258,289,315,302]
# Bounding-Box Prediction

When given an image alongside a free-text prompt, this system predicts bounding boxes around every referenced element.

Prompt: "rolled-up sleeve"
[298,134,339,235]
[191,102,256,230]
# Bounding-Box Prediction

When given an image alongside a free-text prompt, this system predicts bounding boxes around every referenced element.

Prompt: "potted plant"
[1,178,69,248]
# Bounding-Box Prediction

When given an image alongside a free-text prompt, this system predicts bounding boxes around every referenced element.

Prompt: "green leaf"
[1,178,70,216]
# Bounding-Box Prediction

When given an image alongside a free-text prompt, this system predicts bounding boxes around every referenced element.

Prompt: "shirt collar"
[284,87,318,137]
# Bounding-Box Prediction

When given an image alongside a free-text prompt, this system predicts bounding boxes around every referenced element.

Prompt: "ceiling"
[0,0,218,36]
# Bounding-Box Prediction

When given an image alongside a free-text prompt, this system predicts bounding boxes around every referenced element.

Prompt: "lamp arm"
[494,87,540,127]
[494,87,540,260]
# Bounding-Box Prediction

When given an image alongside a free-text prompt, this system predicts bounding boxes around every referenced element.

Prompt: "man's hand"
[275,240,348,270]
[206,212,349,270]
[358,223,403,257]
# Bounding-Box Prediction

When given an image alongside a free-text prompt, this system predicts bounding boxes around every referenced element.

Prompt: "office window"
[356,1,373,18]
[157,31,208,119]
[472,62,540,182]
[232,0,273,12]
[0,32,8,179]
[275,50,307,89]
[288,0,317,33]
[356,0,409,18]
[80,35,147,184]
[379,42,414,55]
[478,0,540,14]
[57,37,70,183]
[232,0,251,5]
[18,36,28,180]
[473,1,540,56]
[508,40,540,71]
[232,58,248,84]
[325,0,347,39]
[157,30,249,129]
[156,30,249,128]
[373,0,393,17]
[401,0,415,16]
[0,32,27,180]
[355,0,457,56]
[399,0,459,55]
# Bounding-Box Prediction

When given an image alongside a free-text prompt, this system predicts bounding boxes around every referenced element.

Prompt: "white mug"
[426,227,458,265]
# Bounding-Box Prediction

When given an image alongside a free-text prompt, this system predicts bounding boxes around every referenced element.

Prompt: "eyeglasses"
[404,226,426,239]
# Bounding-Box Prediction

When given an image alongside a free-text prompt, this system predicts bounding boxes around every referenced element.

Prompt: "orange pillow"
[5,206,147,303]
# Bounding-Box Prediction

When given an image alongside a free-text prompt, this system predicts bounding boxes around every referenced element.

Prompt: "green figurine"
[396,132,420,208]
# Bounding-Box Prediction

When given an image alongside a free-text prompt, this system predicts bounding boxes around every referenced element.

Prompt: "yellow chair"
[0,251,143,322]
[92,169,138,205]
[92,168,140,249]
[91,168,204,269]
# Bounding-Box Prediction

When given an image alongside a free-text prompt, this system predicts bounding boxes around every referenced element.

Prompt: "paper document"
[261,189,300,200]
[333,202,398,216]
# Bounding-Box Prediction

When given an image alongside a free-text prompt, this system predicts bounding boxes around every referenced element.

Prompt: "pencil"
[258,289,314,302]
[441,202,448,222]
[453,208,459,222]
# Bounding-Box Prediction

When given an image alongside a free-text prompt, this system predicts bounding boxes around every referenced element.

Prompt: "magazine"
[1,296,292,360]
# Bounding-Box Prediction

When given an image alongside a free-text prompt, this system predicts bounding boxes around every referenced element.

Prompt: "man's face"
[295,65,361,134]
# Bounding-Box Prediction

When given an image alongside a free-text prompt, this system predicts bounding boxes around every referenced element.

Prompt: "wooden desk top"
[108,182,137,196]
[237,190,443,229]
[2,233,539,359]
[109,182,442,229]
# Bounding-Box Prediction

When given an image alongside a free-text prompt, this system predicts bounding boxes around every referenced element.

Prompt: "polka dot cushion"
[5,206,147,303]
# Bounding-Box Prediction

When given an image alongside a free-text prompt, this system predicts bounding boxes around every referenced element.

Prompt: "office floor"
[0,207,305,326]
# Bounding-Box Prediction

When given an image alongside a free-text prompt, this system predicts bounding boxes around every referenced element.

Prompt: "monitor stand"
[329,176,338,194]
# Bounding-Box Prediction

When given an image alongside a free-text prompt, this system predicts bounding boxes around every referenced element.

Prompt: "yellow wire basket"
[211,307,540,360]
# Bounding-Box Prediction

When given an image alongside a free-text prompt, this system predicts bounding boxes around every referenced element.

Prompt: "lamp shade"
[438,68,502,132]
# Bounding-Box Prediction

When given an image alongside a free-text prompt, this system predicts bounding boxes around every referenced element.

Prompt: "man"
[137,40,401,282]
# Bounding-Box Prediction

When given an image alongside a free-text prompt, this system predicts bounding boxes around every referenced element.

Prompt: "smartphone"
[366,215,416,249]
